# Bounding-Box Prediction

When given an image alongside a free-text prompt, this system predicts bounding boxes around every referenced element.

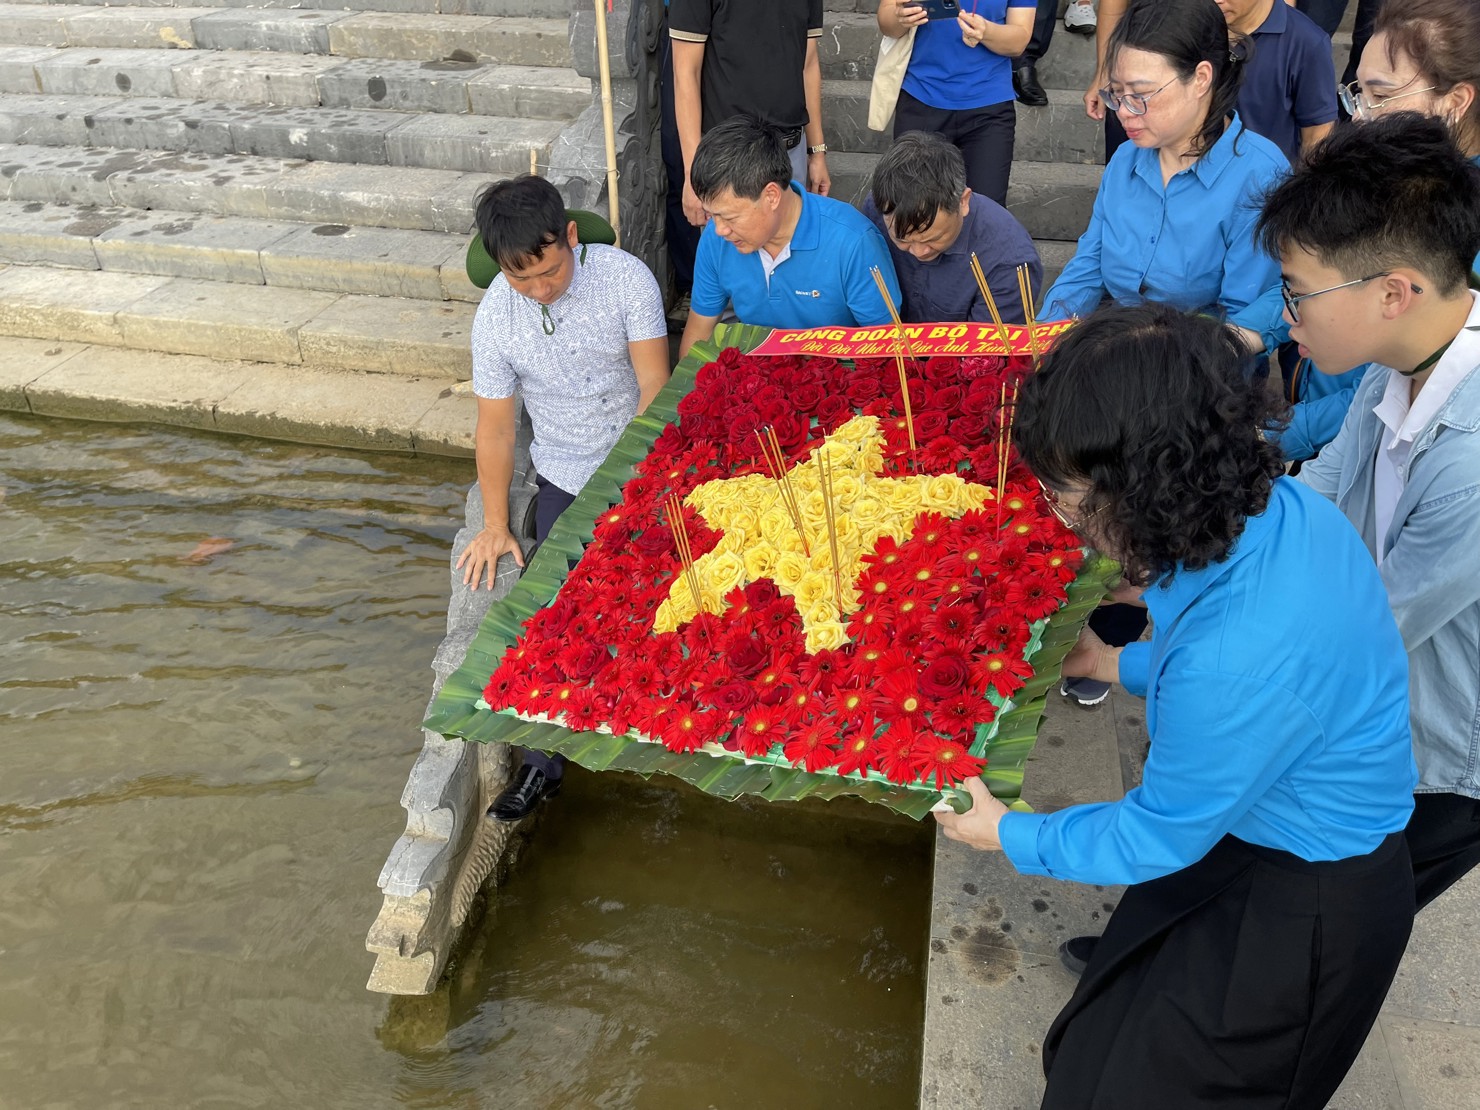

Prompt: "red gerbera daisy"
[973,652,1034,699]
[875,723,927,784]
[931,693,996,739]
[735,705,787,757]
[834,732,880,777]
[783,721,841,772]
[661,701,721,753]
[910,736,988,790]
[562,687,606,731]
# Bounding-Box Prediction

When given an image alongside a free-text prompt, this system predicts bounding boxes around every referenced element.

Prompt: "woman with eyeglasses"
[1040,0,1290,707]
[937,302,1418,1110]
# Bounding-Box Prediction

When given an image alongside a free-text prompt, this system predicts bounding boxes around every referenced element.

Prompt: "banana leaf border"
[426,324,1119,820]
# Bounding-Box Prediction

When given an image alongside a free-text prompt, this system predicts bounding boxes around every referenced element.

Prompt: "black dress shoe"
[487,765,561,821]
[1058,934,1100,977]
[1013,63,1049,108]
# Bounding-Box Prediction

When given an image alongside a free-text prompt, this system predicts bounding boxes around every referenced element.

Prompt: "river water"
[0,413,931,1109]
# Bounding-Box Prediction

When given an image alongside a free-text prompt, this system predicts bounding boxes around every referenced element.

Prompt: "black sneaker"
[487,764,562,821]
[1058,935,1100,977]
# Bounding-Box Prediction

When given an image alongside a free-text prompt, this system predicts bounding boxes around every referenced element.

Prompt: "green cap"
[465,209,618,289]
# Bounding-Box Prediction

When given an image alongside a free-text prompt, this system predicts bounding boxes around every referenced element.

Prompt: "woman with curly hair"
[937,304,1418,1109]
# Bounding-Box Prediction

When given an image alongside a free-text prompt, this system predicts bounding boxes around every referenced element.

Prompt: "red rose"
[727,404,764,447]
[710,681,758,714]
[716,346,743,369]
[633,526,672,558]
[923,356,959,385]
[845,373,883,406]
[928,385,964,415]
[769,411,809,450]
[564,642,610,681]
[913,410,949,441]
[791,383,824,413]
[918,653,971,699]
[726,635,770,677]
[815,394,851,428]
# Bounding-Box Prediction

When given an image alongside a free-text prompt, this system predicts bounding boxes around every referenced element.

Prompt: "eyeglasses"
[1037,479,1105,532]
[1098,78,1176,117]
[1281,272,1424,324]
[1338,80,1438,118]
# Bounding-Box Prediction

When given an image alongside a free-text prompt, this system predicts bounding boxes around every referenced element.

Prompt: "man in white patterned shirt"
[459,174,670,820]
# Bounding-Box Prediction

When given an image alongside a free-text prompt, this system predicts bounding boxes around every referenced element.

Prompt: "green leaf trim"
[425,325,1120,819]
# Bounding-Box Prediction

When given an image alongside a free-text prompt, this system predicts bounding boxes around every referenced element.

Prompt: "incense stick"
[870,267,918,456]
[814,448,844,614]
[1016,263,1041,367]
[666,494,703,614]
[969,252,1010,354]
[754,428,811,556]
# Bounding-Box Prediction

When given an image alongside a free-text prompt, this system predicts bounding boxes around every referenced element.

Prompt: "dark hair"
[1014,303,1283,585]
[869,132,968,239]
[690,115,792,202]
[1256,112,1480,296]
[1374,0,1480,155]
[1106,0,1248,159]
[473,175,569,272]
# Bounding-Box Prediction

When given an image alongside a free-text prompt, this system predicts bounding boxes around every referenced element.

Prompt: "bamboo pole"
[593,0,622,247]
[529,147,538,177]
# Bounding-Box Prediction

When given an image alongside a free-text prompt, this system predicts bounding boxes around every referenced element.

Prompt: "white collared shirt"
[1372,290,1480,561]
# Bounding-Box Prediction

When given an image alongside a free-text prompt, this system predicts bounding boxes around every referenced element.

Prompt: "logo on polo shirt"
[795,289,820,298]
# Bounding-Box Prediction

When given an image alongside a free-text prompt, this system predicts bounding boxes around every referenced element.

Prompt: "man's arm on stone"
[457,395,525,587]
[631,337,671,413]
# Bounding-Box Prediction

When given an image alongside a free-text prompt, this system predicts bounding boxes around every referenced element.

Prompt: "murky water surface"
[0,414,931,1109]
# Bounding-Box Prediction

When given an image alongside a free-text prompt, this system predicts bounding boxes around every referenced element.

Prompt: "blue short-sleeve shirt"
[691,183,901,329]
[1238,0,1339,164]
[902,0,1036,111]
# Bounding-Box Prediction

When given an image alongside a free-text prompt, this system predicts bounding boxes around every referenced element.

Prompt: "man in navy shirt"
[1218,0,1338,163]
[678,116,900,358]
[862,131,1042,325]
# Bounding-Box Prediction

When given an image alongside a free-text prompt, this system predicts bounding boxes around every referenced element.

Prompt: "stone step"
[0,142,489,233]
[0,46,589,118]
[0,92,565,171]
[826,151,1101,243]
[0,0,570,14]
[1035,24,1352,93]
[824,80,1102,164]
[0,197,482,300]
[0,5,573,68]
[0,262,475,375]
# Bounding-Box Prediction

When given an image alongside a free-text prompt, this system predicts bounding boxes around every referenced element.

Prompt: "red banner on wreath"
[749,319,1075,360]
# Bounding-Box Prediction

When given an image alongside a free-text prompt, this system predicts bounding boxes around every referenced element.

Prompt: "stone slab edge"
[0,336,476,457]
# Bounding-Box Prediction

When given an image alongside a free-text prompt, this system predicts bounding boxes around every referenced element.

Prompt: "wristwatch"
[808,143,829,155]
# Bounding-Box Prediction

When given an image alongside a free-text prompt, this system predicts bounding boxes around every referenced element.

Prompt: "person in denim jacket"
[1259,114,1480,910]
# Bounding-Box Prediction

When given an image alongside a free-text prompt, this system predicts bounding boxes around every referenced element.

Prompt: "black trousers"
[894,90,1016,207]
[1043,832,1413,1109]
[660,28,703,293]
[1408,791,1480,911]
[1019,0,1058,65]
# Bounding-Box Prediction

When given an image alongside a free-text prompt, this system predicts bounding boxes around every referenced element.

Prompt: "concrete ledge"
[1,334,478,455]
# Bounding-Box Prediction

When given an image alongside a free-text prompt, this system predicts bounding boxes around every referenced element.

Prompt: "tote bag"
[867,28,915,132]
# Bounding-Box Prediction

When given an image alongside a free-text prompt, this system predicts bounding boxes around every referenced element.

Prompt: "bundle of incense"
[814,447,844,615]
[665,493,703,615]
[869,266,918,455]
[995,380,1019,527]
[1016,263,1042,367]
[755,427,812,557]
[969,252,1011,353]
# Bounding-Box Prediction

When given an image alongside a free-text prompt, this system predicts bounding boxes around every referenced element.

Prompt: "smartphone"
[915,0,962,18]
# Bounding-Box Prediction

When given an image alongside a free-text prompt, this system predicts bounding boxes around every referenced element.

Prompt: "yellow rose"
[742,543,778,581]
[703,550,746,595]
[793,571,831,611]
[772,550,809,591]
[806,619,850,654]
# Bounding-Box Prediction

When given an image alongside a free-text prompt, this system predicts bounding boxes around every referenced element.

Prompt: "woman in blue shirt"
[938,304,1417,1109]
[1042,0,1288,354]
[877,0,1035,206]
[1043,0,1290,709]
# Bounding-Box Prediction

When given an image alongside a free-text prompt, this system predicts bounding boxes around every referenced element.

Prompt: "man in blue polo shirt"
[1217,0,1337,164]
[678,115,899,358]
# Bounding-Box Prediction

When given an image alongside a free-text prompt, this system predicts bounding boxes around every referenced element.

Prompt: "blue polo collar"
[1253,0,1288,35]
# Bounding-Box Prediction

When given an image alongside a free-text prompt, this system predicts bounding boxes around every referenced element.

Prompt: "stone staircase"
[0,0,599,396]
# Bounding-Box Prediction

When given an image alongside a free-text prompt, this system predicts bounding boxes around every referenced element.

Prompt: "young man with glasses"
[1258,113,1480,911]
